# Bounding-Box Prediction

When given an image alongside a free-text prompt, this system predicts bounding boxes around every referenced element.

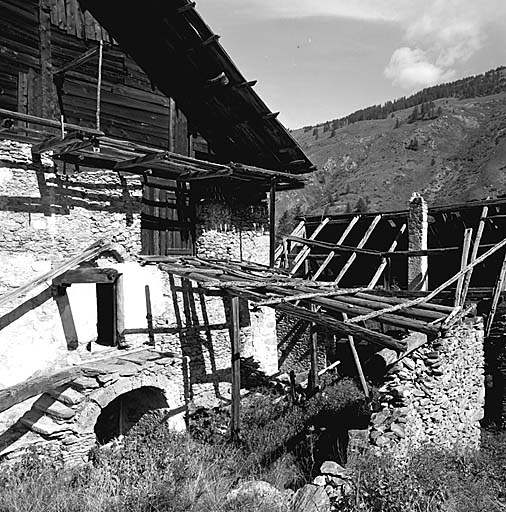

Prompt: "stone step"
[47,386,85,406]
[33,394,76,420]
[20,411,73,438]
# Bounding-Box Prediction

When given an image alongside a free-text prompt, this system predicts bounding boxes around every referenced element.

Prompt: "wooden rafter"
[312,215,360,281]
[334,215,381,285]
[368,223,407,289]
[289,217,330,275]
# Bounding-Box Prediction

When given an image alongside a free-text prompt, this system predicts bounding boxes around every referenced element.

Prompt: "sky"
[197,0,506,129]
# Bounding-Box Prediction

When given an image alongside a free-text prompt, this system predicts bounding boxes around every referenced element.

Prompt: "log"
[485,250,506,337]
[53,267,119,284]
[334,215,382,285]
[289,218,330,275]
[273,302,407,351]
[0,367,82,414]
[355,292,454,313]
[368,223,406,289]
[268,286,440,336]
[343,313,369,398]
[0,239,110,310]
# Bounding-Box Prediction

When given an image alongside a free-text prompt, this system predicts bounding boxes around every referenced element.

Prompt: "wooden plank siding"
[1,0,197,257]
[0,0,189,151]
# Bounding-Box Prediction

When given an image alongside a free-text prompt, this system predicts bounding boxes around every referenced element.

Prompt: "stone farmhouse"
[0,0,502,466]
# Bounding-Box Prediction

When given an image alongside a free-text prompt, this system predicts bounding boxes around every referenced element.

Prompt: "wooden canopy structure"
[143,249,506,436]
[0,109,305,193]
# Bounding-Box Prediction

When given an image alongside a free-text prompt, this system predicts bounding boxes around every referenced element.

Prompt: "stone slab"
[72,376,100,391]
[48,386,85,406]
[20,411,73,437]
[33,394,76,420]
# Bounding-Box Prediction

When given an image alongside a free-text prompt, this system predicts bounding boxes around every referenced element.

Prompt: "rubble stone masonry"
[368,317,485,453]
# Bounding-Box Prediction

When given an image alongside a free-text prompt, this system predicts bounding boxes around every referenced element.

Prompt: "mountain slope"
[278,92,506,225]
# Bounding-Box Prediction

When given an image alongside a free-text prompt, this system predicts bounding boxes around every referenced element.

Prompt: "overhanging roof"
[79,0,315,175]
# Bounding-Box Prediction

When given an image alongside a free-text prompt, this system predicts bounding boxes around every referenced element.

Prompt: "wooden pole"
[486,250,506,337]
[461,206,488,305]
[308,305,319,392]
[269,179,276,267]
[96,40,103,131]
[230,296,241,439]
[145,285,155,345]
[289,217,330,275]
[343,313,369,398]
[455,228,473,306]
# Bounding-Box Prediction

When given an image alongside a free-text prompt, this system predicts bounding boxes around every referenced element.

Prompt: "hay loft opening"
[94,386,169,444]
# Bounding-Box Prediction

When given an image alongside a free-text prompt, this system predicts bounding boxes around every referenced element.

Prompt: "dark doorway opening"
[96,282,118,346]
[94,386,169,444]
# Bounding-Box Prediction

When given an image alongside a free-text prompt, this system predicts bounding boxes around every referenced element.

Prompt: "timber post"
[230,295,241,439]
[269,178,276,267]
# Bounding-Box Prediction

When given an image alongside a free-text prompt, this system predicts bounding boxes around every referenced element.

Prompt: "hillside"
[278,75,506,228]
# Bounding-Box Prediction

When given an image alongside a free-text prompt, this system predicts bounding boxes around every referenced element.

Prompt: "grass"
[343,430,506,512]
[0,379,505,512]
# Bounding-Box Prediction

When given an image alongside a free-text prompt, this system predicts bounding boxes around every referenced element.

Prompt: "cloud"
[384,0,506,89]
[384,47,454,89]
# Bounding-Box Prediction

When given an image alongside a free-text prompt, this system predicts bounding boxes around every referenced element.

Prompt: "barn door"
[141,177,195,256]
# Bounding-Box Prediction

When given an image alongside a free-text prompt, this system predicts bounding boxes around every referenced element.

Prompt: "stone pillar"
[408,193,428,291]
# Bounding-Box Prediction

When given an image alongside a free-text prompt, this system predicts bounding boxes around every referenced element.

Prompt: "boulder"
[320,460,350,478]
[292,484,331,512]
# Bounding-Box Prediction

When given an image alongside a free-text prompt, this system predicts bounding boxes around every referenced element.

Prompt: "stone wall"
[194,190,269,264]
[0,140,145,387]
[368,318,485,453]
[0,138,279,458]
[277,314,332,374]
[0,350,185,465]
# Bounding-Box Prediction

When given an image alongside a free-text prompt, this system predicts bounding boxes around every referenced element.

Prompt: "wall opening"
[96,282,118,346]
[94,386,169,444]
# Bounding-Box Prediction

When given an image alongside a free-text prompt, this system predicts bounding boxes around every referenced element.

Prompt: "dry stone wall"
[195,193,269,264]
[368,318,485,453]
[0,349,185,465]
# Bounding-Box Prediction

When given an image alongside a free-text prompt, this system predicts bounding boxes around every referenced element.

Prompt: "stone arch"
[73,374,186,442]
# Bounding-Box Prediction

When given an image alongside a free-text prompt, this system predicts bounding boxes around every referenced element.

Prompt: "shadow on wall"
[0,286,81,351]
[0,165,140,221]
[167,273,265,404]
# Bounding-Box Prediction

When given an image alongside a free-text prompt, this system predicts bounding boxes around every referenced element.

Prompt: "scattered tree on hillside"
[355,197,369,213]
[406,137,419,151]
[394,117,401,129]
[407,106,419,124]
